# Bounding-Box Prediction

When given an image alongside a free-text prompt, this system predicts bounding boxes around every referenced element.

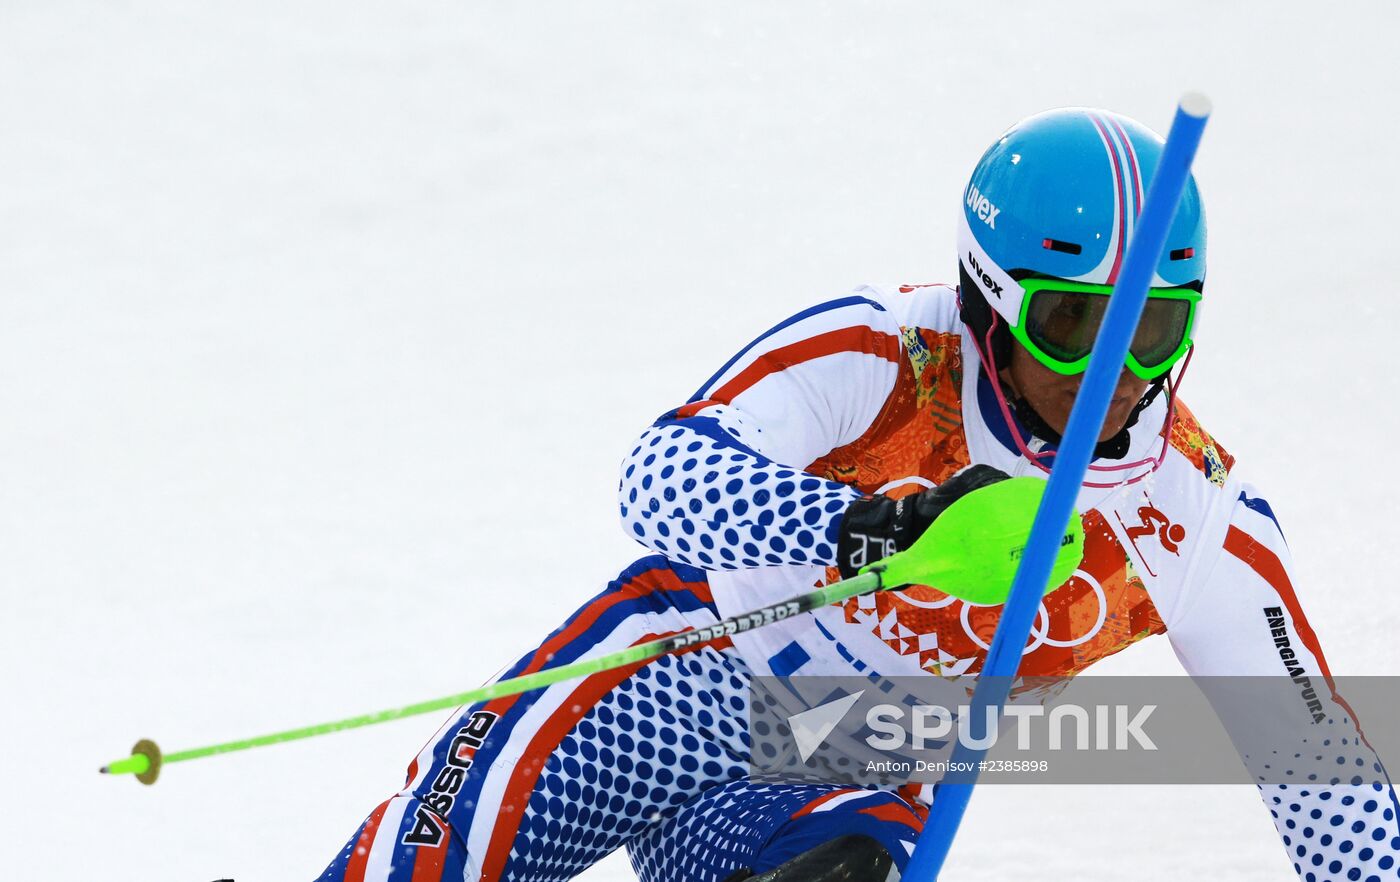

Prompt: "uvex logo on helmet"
[966,252,1003,299]
[965,183,1000,228]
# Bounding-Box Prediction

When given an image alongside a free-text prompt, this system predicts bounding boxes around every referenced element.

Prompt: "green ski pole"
[101,475,1084,785]
[100,571,881,785]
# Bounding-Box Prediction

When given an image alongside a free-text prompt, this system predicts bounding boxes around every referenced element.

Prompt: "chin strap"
[971,307,1190,489]
[1008,377,1165,461]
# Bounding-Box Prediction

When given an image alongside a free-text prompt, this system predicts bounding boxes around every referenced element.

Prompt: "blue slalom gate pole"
[904,93,1212,879]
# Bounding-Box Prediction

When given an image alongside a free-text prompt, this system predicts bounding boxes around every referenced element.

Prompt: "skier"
[318,108,1399,882]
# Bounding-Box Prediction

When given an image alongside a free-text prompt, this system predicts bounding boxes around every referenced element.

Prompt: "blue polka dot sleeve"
[1261,739,1400,881]
[616,294,904,572]
[1169,487,1400,879]
[617,407,863,571]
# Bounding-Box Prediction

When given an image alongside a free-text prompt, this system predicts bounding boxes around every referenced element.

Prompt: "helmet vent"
[1169,247,1196,260]
[1041,238,1083,255]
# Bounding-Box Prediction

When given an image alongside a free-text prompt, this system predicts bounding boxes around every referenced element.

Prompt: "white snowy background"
[4,2,1398,880]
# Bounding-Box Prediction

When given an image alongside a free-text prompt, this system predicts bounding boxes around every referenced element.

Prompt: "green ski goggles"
[1008,278,1202,381]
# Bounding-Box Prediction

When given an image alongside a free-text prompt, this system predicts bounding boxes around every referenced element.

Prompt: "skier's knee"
[722,835,896,882]
[316,795,467,882]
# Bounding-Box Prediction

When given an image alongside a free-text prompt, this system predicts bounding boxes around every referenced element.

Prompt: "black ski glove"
[836,464,1011,578]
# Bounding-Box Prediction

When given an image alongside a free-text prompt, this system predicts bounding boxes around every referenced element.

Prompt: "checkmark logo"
[788,690,865,762]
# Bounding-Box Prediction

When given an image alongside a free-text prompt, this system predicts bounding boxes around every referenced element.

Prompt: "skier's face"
[1000,343,1150,442]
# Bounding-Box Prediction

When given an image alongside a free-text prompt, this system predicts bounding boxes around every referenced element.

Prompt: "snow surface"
[3,2,1398,879]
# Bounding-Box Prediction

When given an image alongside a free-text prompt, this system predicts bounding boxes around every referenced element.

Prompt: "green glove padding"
[863,476,1084,604]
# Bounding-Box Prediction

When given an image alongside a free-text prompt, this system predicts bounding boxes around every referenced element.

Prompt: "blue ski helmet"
[957,107,1207,338]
